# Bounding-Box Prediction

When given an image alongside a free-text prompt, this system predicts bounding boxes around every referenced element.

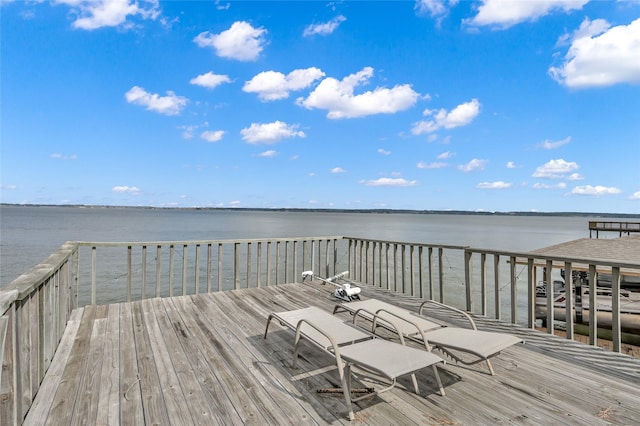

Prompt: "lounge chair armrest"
[419,300,478,330]
[350,307,410,342]
[353,307,433,350]
[293,318,342,368]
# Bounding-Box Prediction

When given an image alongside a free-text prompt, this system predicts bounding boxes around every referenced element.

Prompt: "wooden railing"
[2,235,639,424]
[0,236,342,425]
[345,236,640,352]
[0,242,77,425]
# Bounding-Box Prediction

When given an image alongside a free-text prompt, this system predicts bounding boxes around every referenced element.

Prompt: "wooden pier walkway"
[24,281,640,425]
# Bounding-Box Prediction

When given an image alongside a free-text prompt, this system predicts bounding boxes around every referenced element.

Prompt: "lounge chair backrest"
[271,306,371,349]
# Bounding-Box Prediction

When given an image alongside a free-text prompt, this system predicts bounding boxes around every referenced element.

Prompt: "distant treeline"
[2,203,639,218]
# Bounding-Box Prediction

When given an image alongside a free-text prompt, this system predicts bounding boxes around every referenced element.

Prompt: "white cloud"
[1,184,17,190]
[378,148,391,155]
[458,158,487,172]
[240,121,305,144]
[630,191,640,200]
[532,159,579,178]
[190,72,231,89]
[412,99,481,134]
[506,161,518,169]
[55,0,160,30]
[570,185,622,195]
[359,178,418,187]
[297,67,420,119]
[112,185,141,195]
[50,153,78,160]
[201,130,225,142]
[243,68,325,101]
[303,15,346,37]
[194,21,267,61]
[417,161,447,169]
[476,181,512,189]
[414,0,459,18]
[331,167,347,174]
[533,182,567,189]
[567,173,584,180]
[549,18,640,88]
[180,124,199,139]
[259,150,277,158]
[467,0,588,29]
[125,86,187,115]
[537,136,571,149]
[437,151,455,159]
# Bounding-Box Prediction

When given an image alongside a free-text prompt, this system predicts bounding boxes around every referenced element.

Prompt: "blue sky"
[2,0,639,213]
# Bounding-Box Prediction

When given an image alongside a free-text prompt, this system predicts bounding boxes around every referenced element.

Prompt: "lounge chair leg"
[433,365,445,396]
[410,373,419,394]
[338,362,355,421]
[486,359,495,376]
[263,314,274,339]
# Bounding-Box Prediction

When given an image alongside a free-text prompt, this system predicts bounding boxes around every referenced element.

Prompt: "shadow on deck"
[24,281,640,425]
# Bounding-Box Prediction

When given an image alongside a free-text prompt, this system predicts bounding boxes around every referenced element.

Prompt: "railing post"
[401,244,407,295]
[141,245,147,299]
[588,264,597,345]
[182,245,188,295]
[611,266,621,352]
[464,249,472,312]
[378,242,383,287]
[217,243,223,291]
[438,248,444,303]
[257,242,263,287]
[292,240,297,283]
[527,258,535,328]
[418,246,424,299]
[545,259,554,334]
[127,246,133,302]
[195,244,201,294]
[480,253,487,316]
[510,256,517,324]
[156,245,162,298]
[276,241,281,285]
[564,261,574,339]
[325,240,330,279]
[333,239,338,277]
[393,243,398,293]
[266,242,271,287]
[247,242,252,289]
[494,254,500,320]
[234,243,240,289]
[91,246,97,305]
[169,245,175,297]
[385,243,391,291]
[73,249,79,309]
[207,244,212,293]
[427,247,434,300]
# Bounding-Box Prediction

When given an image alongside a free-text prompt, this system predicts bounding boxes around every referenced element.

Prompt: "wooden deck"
[23,281,640,425]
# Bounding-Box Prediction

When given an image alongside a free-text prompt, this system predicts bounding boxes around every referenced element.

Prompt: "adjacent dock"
[23,280,640,425]
[589,221,640,238]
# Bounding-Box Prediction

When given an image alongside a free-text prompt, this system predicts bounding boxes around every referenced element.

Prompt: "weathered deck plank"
[23,281,640,425]
[118,301,143,425]
[95,303,120,426]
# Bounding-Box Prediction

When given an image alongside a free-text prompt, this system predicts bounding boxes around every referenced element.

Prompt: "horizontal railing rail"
[2,235,639,425]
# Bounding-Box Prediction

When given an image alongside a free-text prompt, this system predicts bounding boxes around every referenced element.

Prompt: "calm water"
[0,205,614,287]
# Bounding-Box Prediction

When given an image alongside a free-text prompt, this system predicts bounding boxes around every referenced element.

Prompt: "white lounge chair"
[333,298,523,376]
[264,306,445,420]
